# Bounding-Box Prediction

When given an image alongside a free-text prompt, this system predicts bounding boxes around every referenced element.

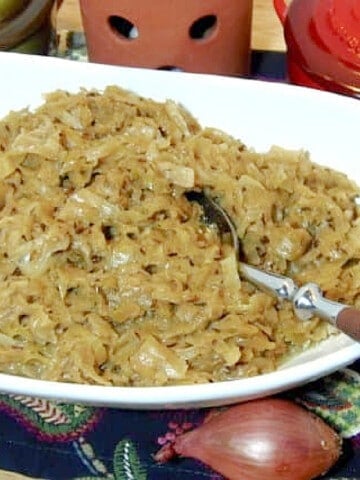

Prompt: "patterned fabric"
[0,364,359,479]
[0,32,358,480]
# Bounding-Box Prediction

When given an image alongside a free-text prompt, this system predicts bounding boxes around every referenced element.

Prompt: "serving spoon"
[185,191,360,342]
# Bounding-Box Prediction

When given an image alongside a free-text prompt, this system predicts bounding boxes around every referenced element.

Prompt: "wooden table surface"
[57,0,286,52]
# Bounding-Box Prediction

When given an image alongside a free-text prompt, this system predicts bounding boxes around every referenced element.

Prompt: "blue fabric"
[0,363,359,479]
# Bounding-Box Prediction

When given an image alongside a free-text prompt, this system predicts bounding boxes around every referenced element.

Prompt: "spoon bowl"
[185,190,360,342]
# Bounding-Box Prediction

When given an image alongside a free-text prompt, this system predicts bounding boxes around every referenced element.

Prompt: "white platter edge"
[0,335,359,409]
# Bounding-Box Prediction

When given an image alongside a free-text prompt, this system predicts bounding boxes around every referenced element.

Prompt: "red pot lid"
[313,0,360,70]
[284,0,360,92]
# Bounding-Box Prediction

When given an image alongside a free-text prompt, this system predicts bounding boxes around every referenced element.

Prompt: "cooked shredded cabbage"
[0,86,358,386]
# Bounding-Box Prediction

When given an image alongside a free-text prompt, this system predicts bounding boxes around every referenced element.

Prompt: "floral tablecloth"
[0,364,359,480]
[0,33,359,480]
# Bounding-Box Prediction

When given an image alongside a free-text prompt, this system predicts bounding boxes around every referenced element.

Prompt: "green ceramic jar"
[0,0,57,54]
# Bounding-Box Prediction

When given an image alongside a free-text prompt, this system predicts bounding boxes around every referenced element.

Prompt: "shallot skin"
[155,398,341,480]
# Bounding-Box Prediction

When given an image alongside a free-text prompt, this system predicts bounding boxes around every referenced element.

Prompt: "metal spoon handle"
[293,283,360,342]
[239,263,297,300]
[239,265,360,341]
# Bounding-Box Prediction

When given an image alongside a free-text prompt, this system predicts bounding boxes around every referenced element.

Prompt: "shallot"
[154,398,341,480]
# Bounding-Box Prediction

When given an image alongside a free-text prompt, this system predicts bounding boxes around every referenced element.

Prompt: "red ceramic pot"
[79,0,253,75]
[274,0,360,97]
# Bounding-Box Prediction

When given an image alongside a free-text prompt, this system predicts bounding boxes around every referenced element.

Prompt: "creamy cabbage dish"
[0,86,358,386]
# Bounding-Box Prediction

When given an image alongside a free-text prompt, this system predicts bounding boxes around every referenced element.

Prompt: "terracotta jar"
[79,0,253,75]
[274,0,360,97]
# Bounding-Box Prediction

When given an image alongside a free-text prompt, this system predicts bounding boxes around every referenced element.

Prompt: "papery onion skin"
[154,398,341,480]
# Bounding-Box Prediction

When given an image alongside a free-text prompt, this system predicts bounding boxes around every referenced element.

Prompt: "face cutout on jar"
[80,0,253,75]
